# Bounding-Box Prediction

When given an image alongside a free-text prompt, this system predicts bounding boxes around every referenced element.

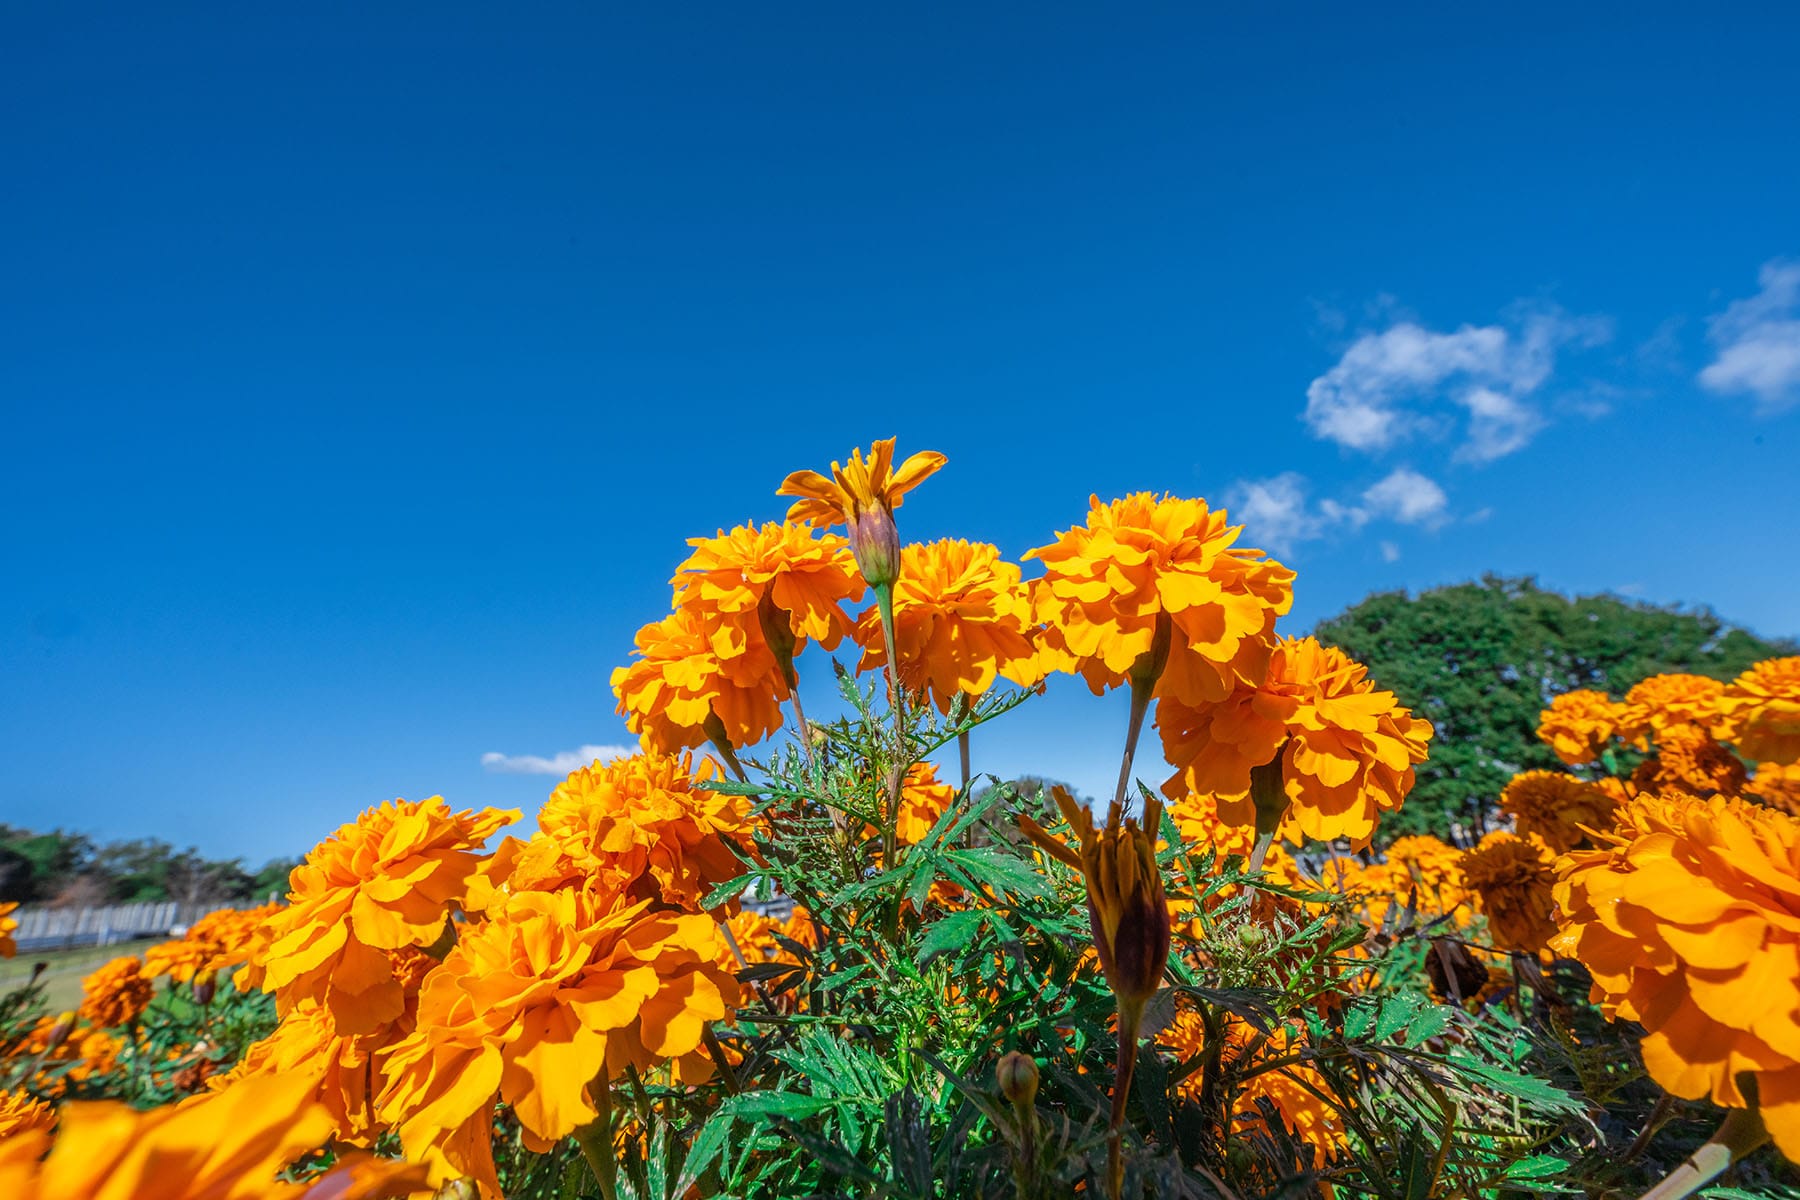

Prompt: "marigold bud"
[1249,746,1289,840]
[191,970,217,1007]
[848,506,902,590]
[45,1011,76,1051]
[996,1051,1039,1109]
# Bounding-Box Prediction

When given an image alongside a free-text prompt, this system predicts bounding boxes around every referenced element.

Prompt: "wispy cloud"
[1303,309,1610,461]
[1379,540,1401,563]
[480,744,631,775]
[1699,259,1800,413]
[1229,466,1448,554]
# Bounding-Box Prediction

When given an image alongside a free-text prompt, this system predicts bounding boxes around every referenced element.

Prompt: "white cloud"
[1379,540,1401,563]
[1303,309,1609,460]
[481,744,631,775]
[1360,468,1449,528]
[1228,467,1448,554]
[1699,260,1800,413]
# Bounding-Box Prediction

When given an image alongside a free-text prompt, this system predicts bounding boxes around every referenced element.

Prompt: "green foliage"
[0,822,296,905]
[1313,575,1792,842]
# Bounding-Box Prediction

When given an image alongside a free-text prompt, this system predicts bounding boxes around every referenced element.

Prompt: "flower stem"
[1637,1106,1768,1200]
[958,730,972,791]
[1111,674,1155,825]
[703,712,749,783]
[574,1083,620,1200]
[876,581,907,868]
[1108,1000,1145,1200]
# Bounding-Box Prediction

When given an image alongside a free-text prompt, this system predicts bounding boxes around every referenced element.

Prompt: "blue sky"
[4,5,1798,865]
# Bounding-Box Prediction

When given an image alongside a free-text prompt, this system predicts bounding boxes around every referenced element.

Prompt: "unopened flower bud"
[192,970,217,1007]
[1249,745,1290,841]
[45,1011,76,1051]
[433,1181,479,1200]
[996,1051,1039,1110]
[847,506,902,591]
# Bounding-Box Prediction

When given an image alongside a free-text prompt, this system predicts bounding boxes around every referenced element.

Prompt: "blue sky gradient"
[5,5,1798,863]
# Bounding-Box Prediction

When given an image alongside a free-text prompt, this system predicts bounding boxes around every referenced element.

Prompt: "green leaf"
[914,909,986,966]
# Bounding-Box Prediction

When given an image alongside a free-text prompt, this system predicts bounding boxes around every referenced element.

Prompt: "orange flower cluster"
[1537,688,1631,765]
[1158,636,1433,849]
[1619,673,1727,741]
[379,888,735,1191]
[78,955,156,1028]
[1499,771,1619,853]
[144,903,281,985]
[0,1073,429,1200]
[894,760,958,845]
[1719,656,1800,763]
[1027,494,1294,706]
[1750,761,1800,814]
[482,750,749,911]
[1317,834,1472,933]
[613,521,863,755]
[1156,1008,1343,1162]
[1461,832,1557,954]
[0,1088,54,1139]
[246,797,516,1033]
[0,901,17,959]
[1552,792,1800,1158]
[853,539,1042,711]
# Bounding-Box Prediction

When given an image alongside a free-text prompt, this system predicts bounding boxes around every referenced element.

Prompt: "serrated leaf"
[915,909,986,966]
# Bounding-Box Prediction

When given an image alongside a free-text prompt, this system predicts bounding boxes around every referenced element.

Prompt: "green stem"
[877,582,905,869]
[703,712,749,783]
[1637,1106,1769,1200]
[958,729,972,791]
[1109,1000,1145,1200]
[574,1083,620,1200]
[1111,674,1155,824]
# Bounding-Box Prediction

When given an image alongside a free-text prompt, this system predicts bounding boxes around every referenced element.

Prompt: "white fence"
[7,899,269,954]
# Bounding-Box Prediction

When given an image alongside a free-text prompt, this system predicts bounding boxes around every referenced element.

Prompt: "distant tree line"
[1314,574,1797,842]
[0,825,297,908]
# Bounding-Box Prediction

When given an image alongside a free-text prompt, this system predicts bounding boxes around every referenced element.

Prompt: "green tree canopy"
[1312,574,1794,843]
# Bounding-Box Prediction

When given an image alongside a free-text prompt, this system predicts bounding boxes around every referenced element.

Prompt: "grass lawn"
[0,938,161,1013]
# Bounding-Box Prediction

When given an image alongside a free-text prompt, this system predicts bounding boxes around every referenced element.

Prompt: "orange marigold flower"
[1720,656,1800,764]
[1027,494,1294,706]
[1156,1007,1344,1160]
[611,605,787,754]
[1550,792,1800,1160]
[0,1089,54,1139]
[1537,688,1630,765]
[145,903,281,985]
[1166,790,1302,893]
[852,539,1042,712]
[1749,762,1800,815]
[1157,636,1432,850]
[247,798,516,1034]
[0,901,18,959]
[495,751,749,912]
[77,955,155,1028]
[777,438,947,589]
[379,887,738,1189]
[1500,770,1621,853]
[1619,672,1728,742]
[1460,832,1557,954]
[0,1073,429,1200]
[1630,723,1748,798]
[895,761,958,844]
[673,520,865,667]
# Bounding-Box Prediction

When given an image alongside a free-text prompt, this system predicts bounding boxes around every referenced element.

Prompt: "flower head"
[495,751,750,912]
[0,901,17,959]
[852,539,1042,712]
[1551,792,1800,1159]
[1630,723,1748,798]
[0,1089,54,1140]
[1620,673,1727,741]
[78,955,155,1028]
[1499,770,1620,853]
[611,605,787,754]
[1749,761,1800,815]
[0,1073,429,1200]
[1157,636,1432,849]
[144,903,281,985]
[778,438,946,588]
[379,887,738,1186]
[247,798,516,1034]
[1460,832,1557,954]
[1027,494,1294,706]
[673,520,865,675]
[1720,656,1800,763]
[895,761,958,845]
[1019,787,1170,1014]
[1537,689,1631,766]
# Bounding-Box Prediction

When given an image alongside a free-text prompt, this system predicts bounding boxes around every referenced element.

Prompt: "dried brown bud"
[996,1050,1039,1110]
[191,970,217,1007]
